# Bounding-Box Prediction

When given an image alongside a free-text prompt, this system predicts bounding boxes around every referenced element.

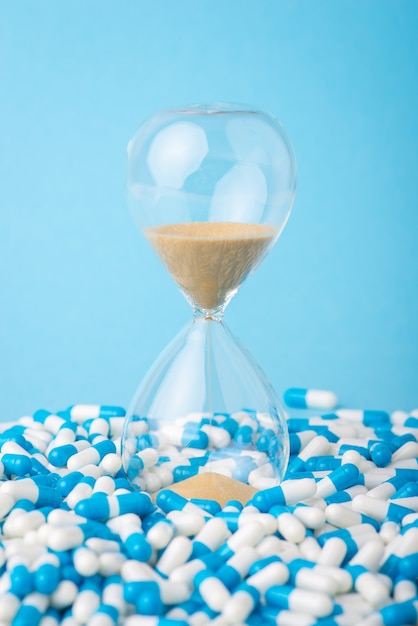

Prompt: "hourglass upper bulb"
[127,102,297,232]
[127,103,297,314]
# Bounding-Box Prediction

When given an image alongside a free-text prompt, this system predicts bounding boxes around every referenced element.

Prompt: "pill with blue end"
[284,387,338,410]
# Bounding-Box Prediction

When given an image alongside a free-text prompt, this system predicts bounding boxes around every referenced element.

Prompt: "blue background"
[1,1,417,421]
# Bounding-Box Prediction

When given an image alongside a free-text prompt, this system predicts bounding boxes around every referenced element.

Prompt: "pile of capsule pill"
[0,387,417,626]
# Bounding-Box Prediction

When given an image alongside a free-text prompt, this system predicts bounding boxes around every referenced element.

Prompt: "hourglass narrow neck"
[193,304,226,322]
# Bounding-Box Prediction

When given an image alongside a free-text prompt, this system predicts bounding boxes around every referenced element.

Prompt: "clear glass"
[122,102,297,495]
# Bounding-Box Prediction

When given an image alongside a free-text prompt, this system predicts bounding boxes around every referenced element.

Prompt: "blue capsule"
[190,498,221,516]
[59,474,94,498]
[12,604,44,626]
[216,562,242,589]
[136,581,164,616]
[75,492,154,520]
[94,603,119,622]
[62,565,83,585]
[48,443,81,467]
[125,532,153,562]
[234,425,254,448]
[404,416,418,428]
[10,564,33,597]
[399,552,418,579]
[35,559,61,594]
[156,490,194,514]
[305,456,341,471]
[1,454,32,476]
[369,441,392,467]
[394,481,418,499]
[315,463,361,498]
[173,465,199,482]
[378,599,418,625]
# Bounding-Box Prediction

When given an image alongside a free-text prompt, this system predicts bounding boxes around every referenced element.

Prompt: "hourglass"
[122,103,297,504]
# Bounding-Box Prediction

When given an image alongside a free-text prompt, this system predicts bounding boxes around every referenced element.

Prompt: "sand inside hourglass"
[143,222,277,311]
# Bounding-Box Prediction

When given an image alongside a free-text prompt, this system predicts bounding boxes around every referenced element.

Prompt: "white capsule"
[99,551,126,576]
[221,588,257,623]
[277,512,306,544]
[73,547,100,577]
[306,389,338,409]
[146,520,175,550]
[391,441,418,462]
[142,471,162,493]
[299,536,321,562]
[199,576,231,612]
[336,593,374,617]
[5,540,44,564]
[317,564,352,594]
[227,546,258,578]
[238,512,277,535]
[66,481,95,509]
[166,510,205,537]
[354,571,390,608]
[350,539,385,572]
[0,591,20,621]
[200,460,234,478]
[47,525,84,551]
[317,537,347,567]
[393,578,417,602]
[4,509,47,538]
[279,478,318,505]
[102,580,125,614]
[158,579,190,605]
[256,535,289,559]
[50,580,79,609]
[121,559,160,582]
[275,611,317,626]
[92,475,116,495]
[293,505,326,530]
[152,466,173,488]
[402,512,418,527]
[367,481,397,500]
[363,469,396,489]
[228,521,266,552]
[295,566,339,596]
[156,536,192,576]
[325,503,365,529]
[352,494,389,521]
[390,496,418,511]
[249,475,281,490]
[340,449,364,468]
[48,509,86,526]
[287,587,334,617]
[379,520,400,544]
[99,452,122,475]
[247,560,289,594]
[86,538,121,554]
[72,588,101,623]
[169,559,206,585]
[193,517,231,552]
[201,424,231,448]
[0,493,15,520]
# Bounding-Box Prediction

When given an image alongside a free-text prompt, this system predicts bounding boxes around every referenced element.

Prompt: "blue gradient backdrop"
[1,1,417,421]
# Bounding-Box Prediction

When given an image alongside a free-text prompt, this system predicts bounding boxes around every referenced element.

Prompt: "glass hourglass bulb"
[122,103,297,503]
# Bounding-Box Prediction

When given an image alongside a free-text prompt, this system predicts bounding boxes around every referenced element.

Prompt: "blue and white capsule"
[284,388,338,410]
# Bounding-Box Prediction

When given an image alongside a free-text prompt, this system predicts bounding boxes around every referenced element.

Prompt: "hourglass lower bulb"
[121,103,297,503]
